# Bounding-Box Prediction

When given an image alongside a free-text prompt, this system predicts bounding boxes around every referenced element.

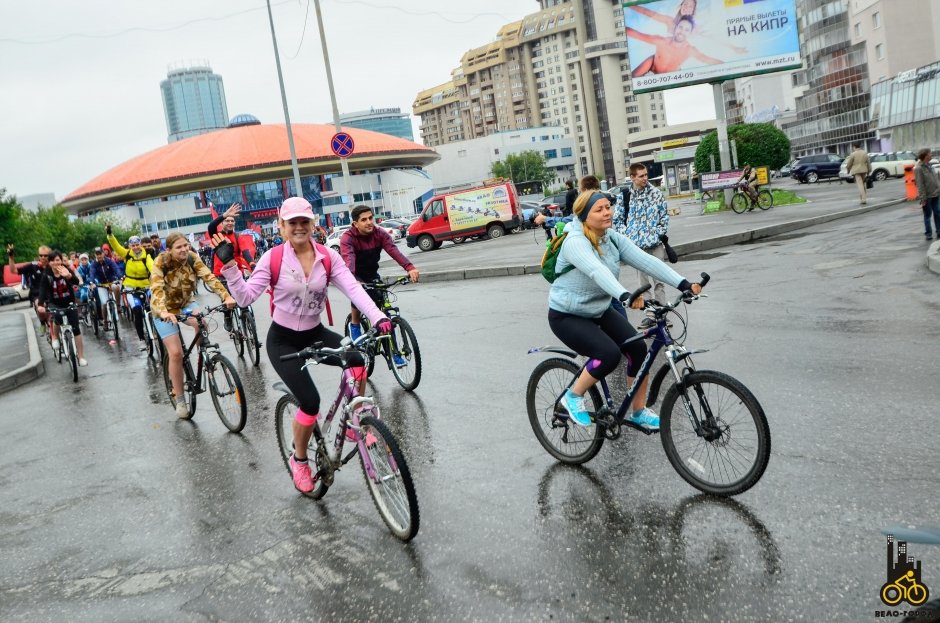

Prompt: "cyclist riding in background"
[212,197,392,494]
[150,232,235,419]
[7,243,51,329]
[207,202,253,333]
[36,250,88,366]
[547,191,703,431]
[737,164,759,204]
[340,204,419,355]
[89,246,122,331]
[76,253,92,305]
[107,225,155,350]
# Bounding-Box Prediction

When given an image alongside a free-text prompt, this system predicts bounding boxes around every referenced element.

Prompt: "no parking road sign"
[331,132,355,158]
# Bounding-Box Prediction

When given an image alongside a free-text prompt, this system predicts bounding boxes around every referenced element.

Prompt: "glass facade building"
[871,61,940,151]
[783,0,874,157]
[338,108,413,140]
[161,64,229,143]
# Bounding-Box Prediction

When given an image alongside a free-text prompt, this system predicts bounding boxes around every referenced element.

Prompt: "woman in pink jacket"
[212,197,390,494]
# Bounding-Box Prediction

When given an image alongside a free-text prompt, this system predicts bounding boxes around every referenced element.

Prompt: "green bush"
[695,123,791,174]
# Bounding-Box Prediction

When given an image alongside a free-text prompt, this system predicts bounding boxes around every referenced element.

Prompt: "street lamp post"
[265,0,303,198]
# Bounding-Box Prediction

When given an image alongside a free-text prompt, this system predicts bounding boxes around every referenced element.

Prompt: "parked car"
[0,286,18,305]
[539,192,568,212]
[377,218,412,238]
[791,154,846,183]
[839,151,927,182]
[326,226,350,251]
[2,263,31,300]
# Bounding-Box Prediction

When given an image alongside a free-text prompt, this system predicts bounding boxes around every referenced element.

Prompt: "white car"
[326,226,349,251]
[379,224,401,241]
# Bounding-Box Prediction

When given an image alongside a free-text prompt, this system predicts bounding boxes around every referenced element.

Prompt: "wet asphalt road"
[1,200,938,622]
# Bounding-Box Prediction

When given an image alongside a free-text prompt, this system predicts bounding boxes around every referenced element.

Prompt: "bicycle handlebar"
[623,272,711,312]
[279,327,381,362]
[363,275,410,290]
[172,304,228,323]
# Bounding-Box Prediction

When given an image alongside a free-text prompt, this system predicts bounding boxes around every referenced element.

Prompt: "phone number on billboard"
[635,73,694,87]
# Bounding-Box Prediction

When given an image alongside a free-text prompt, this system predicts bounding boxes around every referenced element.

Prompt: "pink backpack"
[267,241,333,325]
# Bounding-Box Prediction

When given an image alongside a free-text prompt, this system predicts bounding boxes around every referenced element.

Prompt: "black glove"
[618,291,632,303]
[214,240,235,264]
[105,224,112,235]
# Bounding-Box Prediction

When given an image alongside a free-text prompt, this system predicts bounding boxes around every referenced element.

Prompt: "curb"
[928,240,940,275]
[419,198,908,283]
[0,311,44,394]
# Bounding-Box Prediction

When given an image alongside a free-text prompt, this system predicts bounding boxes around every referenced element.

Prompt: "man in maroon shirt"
[341,205,419,355]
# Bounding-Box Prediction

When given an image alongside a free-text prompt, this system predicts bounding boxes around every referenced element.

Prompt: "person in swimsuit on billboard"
[628,15,722,76]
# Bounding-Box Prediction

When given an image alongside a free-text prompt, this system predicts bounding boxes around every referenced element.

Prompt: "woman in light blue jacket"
[548,192,703,430]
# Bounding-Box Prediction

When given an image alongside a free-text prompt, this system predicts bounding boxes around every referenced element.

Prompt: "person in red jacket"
[207,202,254,331]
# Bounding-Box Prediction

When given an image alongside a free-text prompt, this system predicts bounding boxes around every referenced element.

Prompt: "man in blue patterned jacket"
[625,163,670,329]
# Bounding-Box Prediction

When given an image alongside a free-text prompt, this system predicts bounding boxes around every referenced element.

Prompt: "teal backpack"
[540,233,574,283]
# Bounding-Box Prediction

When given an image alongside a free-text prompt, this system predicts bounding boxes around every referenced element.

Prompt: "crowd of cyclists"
[6,198,420,494]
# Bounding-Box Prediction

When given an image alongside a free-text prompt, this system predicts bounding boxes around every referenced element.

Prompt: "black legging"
[266,322,365,415]
[49,304,81,336]
[548,307,646,379]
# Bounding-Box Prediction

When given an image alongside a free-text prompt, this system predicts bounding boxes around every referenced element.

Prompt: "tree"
[490,151,554,189]
[694,123,791,174]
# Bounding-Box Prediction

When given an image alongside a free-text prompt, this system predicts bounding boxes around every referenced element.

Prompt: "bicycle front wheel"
[660,370,770,496]
[207,354,247,432]
[66,333,78,382]
[757,189,774,210]
[108,301,120,341]
[231,311,245,358]
[358,415,420,541]
[163,350,196,418]
[243,308,261,366]
[89,303,99,337]
[274,393,329,499]
[389,316,421,391]
[526,357,605,465]
[730,193,749,214]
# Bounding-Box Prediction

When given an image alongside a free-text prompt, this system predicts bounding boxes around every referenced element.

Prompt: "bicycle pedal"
[622,420,659,436]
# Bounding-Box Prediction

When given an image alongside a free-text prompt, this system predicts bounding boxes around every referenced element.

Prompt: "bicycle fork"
[665,349,721,442]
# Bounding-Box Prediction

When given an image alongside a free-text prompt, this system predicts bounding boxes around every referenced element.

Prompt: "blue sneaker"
[626,407,660,431]
[392,354,407,368]
[349,323,362,341]
[561,389,592,427]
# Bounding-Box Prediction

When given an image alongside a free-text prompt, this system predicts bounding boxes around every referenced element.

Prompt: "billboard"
[624,0,801,93]
[444,184,514,229]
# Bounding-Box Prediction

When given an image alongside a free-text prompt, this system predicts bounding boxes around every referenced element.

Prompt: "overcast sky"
[1,0,714,200]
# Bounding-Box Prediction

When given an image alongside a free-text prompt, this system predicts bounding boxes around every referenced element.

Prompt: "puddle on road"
[680,252,728,261]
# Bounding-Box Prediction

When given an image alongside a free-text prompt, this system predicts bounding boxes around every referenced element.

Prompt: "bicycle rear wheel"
[163,350,196,418]
[274,393,329,499]
[89,302,99,337]
[526,357,605,465]
[389,316,421,391]
[344,314,376,376]
[660,370,770,496]
[207,354,247,432]
[145,313,162,361]
[243,307,261,366]
[358,415,420,541]
[757,189,774,210]
[730,193,749,214]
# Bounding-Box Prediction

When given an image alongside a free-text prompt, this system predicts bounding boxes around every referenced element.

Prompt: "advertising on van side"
[445,186,514,230]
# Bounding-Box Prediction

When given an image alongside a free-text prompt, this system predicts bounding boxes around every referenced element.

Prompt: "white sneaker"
[78,358,88,367]
[51,339,60,350]
[175,400,191,419]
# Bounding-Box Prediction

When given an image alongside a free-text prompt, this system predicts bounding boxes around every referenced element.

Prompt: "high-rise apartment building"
[339,107,414,140]
[414,0,665,184]
[160,62,229,143]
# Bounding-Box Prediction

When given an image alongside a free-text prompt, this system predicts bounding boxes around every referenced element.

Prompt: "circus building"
[62,114,440,236]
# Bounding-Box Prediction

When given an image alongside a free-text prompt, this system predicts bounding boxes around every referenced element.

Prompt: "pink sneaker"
[289,454,314,493]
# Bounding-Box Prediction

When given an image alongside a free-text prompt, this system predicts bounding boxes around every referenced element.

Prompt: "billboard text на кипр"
[444,185,513,230]
[624,0,801,94]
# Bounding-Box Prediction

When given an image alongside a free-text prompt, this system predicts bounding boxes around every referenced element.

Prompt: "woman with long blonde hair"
[546,191,703,430]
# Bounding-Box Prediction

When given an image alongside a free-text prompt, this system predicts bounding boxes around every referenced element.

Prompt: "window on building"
[560,147,572,157]
[876,43,884,60]
[544,149,557,159]
[853,23,860,37]
[872,11,881,28]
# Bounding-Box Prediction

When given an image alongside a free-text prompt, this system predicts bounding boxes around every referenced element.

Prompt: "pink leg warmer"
[348,366,367,383]
[294,407,318,426]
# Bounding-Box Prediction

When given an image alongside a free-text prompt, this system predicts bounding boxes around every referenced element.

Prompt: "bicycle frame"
[174,313,222,394]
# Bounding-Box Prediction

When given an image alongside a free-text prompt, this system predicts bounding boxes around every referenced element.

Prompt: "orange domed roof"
[63,123,438,211]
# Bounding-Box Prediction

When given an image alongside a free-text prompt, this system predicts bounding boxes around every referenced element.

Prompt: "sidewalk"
[0,307,44,394]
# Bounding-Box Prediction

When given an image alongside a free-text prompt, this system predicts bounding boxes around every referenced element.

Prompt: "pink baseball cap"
[279,197,315,221]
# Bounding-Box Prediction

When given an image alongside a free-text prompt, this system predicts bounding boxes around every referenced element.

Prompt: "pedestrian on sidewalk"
[843,143,871,206]
[563,179,577,217]
[914,148,940,240]
[625,163,671,330]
